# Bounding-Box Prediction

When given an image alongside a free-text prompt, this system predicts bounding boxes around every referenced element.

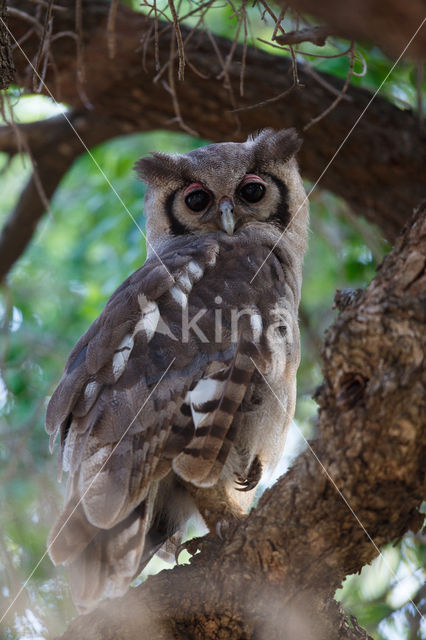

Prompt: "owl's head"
[136,128,307,252]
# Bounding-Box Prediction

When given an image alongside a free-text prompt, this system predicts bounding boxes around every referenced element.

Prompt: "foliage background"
[0,3,425,639]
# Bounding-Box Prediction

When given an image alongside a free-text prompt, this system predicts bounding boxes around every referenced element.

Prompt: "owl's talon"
[234,455,262,492]
[175,534,219,564]
[235,477,258,492]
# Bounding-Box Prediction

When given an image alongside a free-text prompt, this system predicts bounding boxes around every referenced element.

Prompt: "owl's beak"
[218,197,235,236]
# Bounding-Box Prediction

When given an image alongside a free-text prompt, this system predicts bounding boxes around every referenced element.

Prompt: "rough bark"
[57,208,425,640]
[286,0,426,59]
[0,0,15,88]
[0,0,425,280]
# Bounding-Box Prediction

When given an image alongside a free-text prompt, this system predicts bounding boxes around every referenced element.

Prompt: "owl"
[45,128,309,611]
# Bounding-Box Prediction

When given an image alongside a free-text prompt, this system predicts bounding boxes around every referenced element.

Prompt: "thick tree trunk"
[57,207,425,640]
[0,0,15,88]
[0,0,425,280]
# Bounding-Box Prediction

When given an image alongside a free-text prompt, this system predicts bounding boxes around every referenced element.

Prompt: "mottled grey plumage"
[46,128,309,611]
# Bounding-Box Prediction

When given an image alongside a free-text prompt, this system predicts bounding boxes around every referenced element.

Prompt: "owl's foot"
[235,455,262,492]
[175,533,221,564]
[215,516,240,540]
[175,515,241,563]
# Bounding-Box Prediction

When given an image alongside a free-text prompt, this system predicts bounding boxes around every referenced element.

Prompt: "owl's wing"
[47,238,214,525]
[46,235,279,608]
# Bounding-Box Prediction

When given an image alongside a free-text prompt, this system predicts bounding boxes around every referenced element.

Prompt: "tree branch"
[0,0,423,283]
[0,111,134,281]
[58,207,425,639]
[281,0,426,59]
[274,26,332,47]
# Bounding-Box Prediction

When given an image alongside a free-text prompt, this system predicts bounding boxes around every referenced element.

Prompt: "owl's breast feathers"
[46,231,299,608]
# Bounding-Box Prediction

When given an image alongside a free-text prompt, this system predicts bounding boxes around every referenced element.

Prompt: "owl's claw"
[175,537,201,563]
[235,476,258,491]
[234,455,262,492]
[175,534,220,564]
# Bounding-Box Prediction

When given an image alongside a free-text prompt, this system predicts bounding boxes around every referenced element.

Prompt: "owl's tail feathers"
[48,499,149,613]
[136,507,184,575]
[47,496,99,566]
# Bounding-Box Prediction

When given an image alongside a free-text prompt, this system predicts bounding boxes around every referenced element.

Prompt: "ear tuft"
[134,153,177,186]
[135,153,192,186]
[252,128,302,165]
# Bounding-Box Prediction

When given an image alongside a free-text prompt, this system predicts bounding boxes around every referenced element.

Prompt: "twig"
[186,58,209,80]
[141,0,217,80]
[7,8,42,32]
[153,0,160,71]
[51,30,78,42]
[168,0,185,80]
[352,48,367,77]
[229,83,300,113]
[304,65,352,102]
[217,9,243,82]
[304,42,356,131]
[75,0,84,84]
[0,112,127,282]
[288,40,300,87]
[226,0,243,20]
[153,1,215,85]
[240,1,248,96]
[37,19,53,92]
[140,0,171,24]
[264,1,301,88]
[13,26,36,50]
[205,25,239,117]
[107,0,119,59]
[177,0,215,79]
[274,26,331,47]
[253,0,302,106]
[1,93,51,211]
[33,0,54,92]
[256,0,302,90]
[271,4,287,42]
[166,36,198,136]
[140,20,155,74]
[74,0,93,109]
[257,37,353,59]
[175,0,218,26]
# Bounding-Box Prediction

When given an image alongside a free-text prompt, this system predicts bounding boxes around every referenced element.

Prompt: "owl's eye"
[239,175,266,203]
[184,183,211,212]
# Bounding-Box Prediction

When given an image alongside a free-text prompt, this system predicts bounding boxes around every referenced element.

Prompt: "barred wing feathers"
[46,234,287,608]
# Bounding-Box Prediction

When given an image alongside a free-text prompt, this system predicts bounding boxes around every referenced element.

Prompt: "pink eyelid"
[183,182,207,196]
[240,174,265,185]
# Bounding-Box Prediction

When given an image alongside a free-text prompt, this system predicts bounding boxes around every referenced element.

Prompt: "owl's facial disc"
[176,172,273,238]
